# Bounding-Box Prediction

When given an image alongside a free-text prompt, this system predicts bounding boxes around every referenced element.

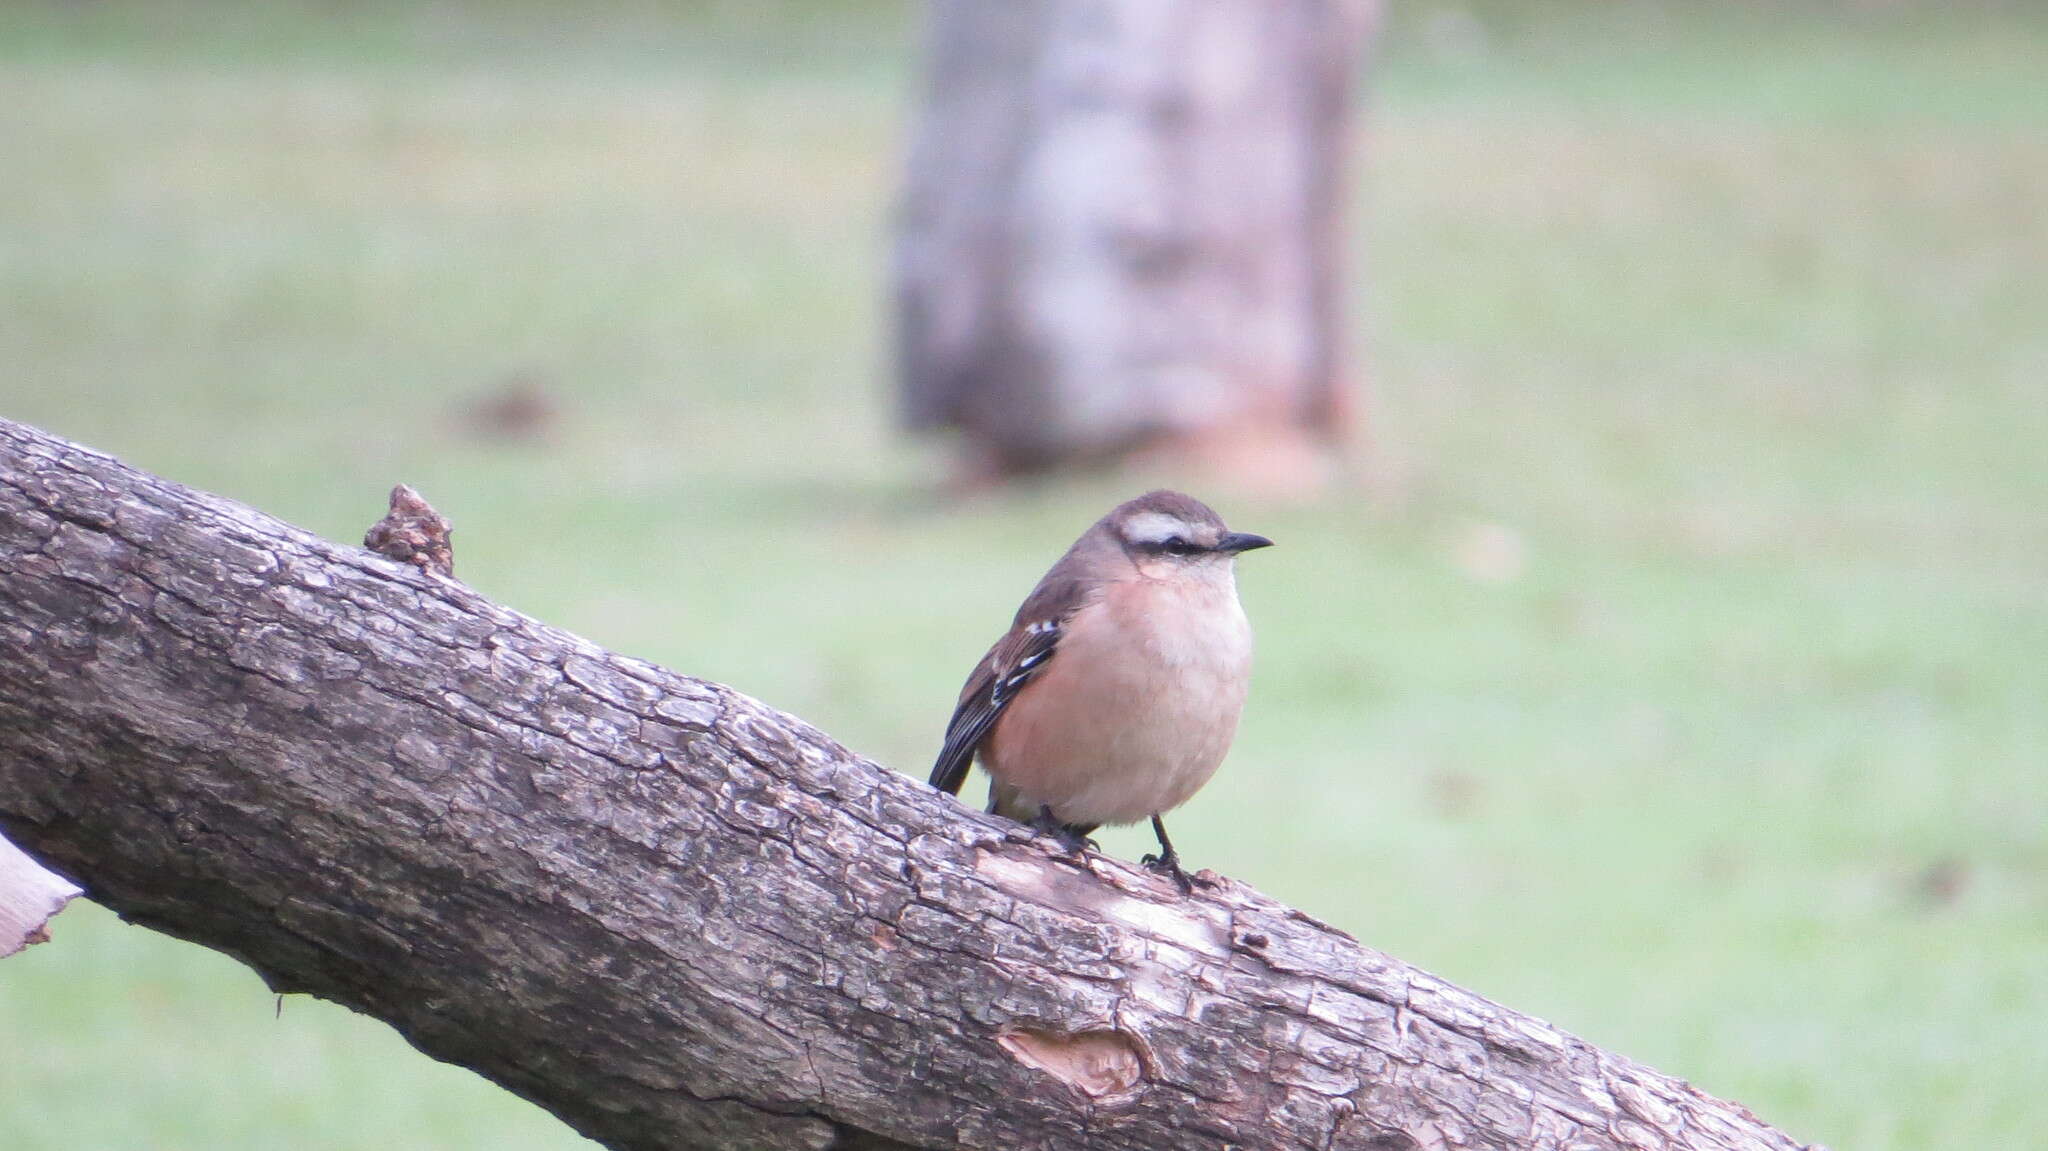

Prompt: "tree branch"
[0,417,1817,1151]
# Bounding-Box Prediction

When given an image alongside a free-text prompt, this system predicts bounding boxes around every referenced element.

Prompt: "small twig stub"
[364,484,455,577]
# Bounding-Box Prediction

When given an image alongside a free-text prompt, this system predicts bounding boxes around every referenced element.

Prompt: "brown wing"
[926,528,1116,798]
[927,619,1061,796]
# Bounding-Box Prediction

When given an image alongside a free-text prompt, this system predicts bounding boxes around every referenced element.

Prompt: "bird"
[929,490,1272,892]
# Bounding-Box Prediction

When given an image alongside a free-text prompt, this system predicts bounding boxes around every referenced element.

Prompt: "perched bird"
[929,490,1272,891]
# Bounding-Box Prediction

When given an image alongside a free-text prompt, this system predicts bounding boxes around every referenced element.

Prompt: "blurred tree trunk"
[895,0,1375,486]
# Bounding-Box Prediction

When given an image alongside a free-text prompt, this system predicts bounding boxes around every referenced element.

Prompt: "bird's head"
[1106,490,1273,579]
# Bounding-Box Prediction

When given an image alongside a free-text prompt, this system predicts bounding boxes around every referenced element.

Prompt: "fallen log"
[0,417,1817,1151]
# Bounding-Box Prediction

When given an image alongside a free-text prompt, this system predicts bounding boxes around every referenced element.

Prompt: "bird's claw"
[1141,851,1211,895]
[1028,807,1095,856]
[1050,827,1097,855]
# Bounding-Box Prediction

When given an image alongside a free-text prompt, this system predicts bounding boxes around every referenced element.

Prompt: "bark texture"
[895,0,1372,475]
[0,417,1817,1151]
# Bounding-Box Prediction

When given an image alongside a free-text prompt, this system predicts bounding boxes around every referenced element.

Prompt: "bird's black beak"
[1216,531,1274,554]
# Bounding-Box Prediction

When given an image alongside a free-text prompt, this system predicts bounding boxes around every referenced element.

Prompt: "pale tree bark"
[0,417,1820,1151]
[895,0,1371,483]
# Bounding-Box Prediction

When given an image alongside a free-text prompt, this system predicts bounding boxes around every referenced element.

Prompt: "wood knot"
[996,1027,1145,1099]
[364,484,454,577]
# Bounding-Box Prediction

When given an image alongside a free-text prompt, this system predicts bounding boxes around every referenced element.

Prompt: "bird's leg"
[1030,804,1095,855]
[1142,814,1211,894]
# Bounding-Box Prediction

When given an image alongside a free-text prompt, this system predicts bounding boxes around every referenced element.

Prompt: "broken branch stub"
[363,482,454,577]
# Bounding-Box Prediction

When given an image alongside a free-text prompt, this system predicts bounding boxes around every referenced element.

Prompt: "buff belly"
[982,572,1253,829]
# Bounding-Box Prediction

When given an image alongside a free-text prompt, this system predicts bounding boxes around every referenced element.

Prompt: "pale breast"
[985,568,1253,828]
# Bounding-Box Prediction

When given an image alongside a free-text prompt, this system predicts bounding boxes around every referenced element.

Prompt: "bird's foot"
[1141,850,1213,896]
[1030,806,1096,856]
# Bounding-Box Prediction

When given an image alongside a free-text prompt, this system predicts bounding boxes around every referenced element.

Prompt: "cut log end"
[0,831,83,959]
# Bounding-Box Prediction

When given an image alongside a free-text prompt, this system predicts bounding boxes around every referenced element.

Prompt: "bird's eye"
[1159,537,1202,556]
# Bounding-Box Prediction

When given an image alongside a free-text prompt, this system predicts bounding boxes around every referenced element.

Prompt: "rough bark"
[895,0,1372,478]
[0,417,1817,1151]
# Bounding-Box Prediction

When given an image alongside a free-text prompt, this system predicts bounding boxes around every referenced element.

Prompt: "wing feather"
[928,540,1110,799]
[928,619,1061,796]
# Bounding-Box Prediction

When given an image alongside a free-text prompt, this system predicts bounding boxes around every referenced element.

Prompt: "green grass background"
[1,2,2043,1147]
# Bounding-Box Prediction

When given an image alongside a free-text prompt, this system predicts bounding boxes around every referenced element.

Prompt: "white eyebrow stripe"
[1121,511,1193,544]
